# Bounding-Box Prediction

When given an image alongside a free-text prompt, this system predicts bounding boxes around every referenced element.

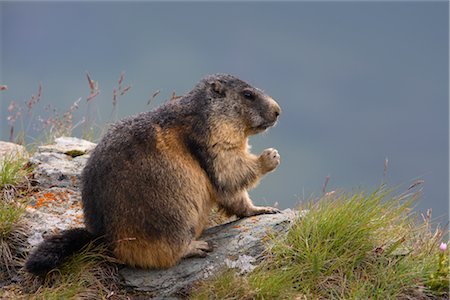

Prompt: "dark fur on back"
[25,228,94,275]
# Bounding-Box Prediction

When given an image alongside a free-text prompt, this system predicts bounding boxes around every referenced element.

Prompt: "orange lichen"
[32,190,77,209]
[35,192,57,208]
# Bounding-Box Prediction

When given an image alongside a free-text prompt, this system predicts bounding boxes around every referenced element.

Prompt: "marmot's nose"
[273,103,281,119]
[267,96,281,120]
[274,109,280,118]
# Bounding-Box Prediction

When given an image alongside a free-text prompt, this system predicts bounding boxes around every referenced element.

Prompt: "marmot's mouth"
[255,121,277,130]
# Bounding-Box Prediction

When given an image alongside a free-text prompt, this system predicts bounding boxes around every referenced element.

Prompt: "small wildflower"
[439,242,447,252]
[8,101,16,112]
[325,191,336,197]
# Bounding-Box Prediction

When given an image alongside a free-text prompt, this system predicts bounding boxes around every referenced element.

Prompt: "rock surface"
[37,136,96,155]
[25,187,84,247]
[30,137,94,188]
[0,141,28,162]
[120,209,298,298]
[24,137,89,246]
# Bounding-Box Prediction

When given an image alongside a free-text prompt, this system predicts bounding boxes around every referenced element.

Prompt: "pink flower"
[439,242,447,252]
[8,101,16,112]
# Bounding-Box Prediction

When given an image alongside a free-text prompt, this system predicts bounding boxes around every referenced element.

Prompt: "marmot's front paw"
[245,206,281,217]
[259,148,280,173]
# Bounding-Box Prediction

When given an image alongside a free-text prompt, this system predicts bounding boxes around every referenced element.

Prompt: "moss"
[64,149,86,158]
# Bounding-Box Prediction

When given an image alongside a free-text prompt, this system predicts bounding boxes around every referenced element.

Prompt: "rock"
[38,137,96,156]
[29,137,95,188]
[29,153,89,188]
[0,141,28,162]
[23,138,90,250]
[24,187,83,247]
[120,209,299,298]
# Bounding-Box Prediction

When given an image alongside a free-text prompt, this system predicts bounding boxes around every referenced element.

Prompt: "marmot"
[25,74,281,274]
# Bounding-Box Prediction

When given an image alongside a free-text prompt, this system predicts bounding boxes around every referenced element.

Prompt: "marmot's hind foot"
[182,240,213,258]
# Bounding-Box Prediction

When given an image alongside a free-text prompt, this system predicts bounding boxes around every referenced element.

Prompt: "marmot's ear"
[209,80,226,96]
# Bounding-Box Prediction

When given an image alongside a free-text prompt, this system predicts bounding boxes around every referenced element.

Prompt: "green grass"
[192,187,449,299]
[19,242,122,300]
[0,200,25,240]
[0,200,27,282]
[0,153,31,281]
[0,154,28,189]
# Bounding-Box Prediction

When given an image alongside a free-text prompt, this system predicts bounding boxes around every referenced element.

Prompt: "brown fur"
[78,74,281,269]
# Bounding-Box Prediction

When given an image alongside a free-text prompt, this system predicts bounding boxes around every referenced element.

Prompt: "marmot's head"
[200,74,281,135]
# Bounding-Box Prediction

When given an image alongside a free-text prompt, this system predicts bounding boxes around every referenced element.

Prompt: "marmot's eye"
[243,91,255,100]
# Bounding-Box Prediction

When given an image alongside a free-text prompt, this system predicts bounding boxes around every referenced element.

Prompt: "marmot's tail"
[25,228,96,276]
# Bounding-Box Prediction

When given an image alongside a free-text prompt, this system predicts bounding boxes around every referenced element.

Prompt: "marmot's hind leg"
[114,238,189,269]
[182,240,213,258]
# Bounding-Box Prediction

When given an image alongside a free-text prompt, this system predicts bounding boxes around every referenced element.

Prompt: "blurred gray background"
[1,1,448,222]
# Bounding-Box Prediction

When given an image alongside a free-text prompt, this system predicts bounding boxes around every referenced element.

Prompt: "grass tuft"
[0,200,27,282]
[192,187,449,299]
[19,242,122,299]
[0,154,33,284]
[192,269,257,300]
[0,155,29,189]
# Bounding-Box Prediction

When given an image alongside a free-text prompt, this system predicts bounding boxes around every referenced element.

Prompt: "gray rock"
[37,136,96,156]
[30,152,89,188]
[23,138,91,250]
[30,137,95,188]
[120,209,299,298]
[25,187,83,247]
[0,141,28,162]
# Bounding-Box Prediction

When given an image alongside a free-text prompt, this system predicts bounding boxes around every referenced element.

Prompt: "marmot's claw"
[205,240,214,252]
[265,207,281,214]
[183,240,214,259]
[248,206,281,216]
[196,240,214,252]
